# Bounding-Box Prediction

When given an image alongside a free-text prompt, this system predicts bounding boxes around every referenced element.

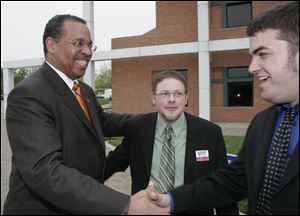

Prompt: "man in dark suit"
[3,14,166,215]
[151,2,299,215]
[105,70,239,214]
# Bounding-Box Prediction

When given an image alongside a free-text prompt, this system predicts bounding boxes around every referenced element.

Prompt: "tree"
[14,68,29,86]
[95,63,112,89]
[14,67,39,86]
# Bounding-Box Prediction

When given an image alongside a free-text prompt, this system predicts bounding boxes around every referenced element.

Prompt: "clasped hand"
[127,182,171,215]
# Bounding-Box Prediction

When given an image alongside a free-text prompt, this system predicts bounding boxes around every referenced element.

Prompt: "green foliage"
[95,63,112,89]
[13,67,39,86]
[14,68,29,86]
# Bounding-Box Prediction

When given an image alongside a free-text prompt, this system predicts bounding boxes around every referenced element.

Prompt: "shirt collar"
[45,61,76,91]
[276,103,299,112]
[156,113,187,138]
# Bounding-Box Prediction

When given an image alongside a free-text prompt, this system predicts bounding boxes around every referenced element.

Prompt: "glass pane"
[228,82,253,107]
[228,67,250,78]
[227,2,252,28]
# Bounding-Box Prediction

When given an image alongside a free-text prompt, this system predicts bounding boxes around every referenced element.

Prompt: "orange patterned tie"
[73,82,91,122]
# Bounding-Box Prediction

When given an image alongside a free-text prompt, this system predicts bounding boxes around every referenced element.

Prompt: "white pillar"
[83,1,95,90]
[197,1,210,120]
[3,68,14,118]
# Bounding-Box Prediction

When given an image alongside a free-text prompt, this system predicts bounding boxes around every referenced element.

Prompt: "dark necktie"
[256,107,298,215]
[157,125,175,193]
[73,82,91,122]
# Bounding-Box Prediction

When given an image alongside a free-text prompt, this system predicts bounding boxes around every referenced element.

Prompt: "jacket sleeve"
[214,128,240,215]
[171,139,248,214]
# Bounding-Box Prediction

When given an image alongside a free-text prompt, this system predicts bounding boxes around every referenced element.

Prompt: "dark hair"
[152,70,188,93]
[43,14,86,56]
[247,1,299,57]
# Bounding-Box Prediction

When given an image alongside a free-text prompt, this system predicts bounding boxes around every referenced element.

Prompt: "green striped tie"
[157,125,175,193]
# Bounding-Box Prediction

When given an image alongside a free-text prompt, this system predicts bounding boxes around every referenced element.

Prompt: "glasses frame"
[66,39,97,53]
[155,91,186,99]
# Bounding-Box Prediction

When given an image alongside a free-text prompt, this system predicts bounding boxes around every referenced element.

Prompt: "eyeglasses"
[66,39,97,53]
[155,91,185,98]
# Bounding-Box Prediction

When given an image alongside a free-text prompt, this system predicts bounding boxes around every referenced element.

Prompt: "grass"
[105,137,123,146]
[224,136,248,214]
[106,135,248,213]
[97,98,109,105]
[224,135,244,154]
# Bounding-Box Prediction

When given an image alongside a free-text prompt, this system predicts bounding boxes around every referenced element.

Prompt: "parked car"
[103,89,112,100]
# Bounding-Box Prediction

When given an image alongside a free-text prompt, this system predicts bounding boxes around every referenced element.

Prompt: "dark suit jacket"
[105,112,239,215]
[3,62,130,215]
[171,105,299,215]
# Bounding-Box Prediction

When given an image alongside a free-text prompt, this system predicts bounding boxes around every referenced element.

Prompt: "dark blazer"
[171,105,299,215]
[3,62,130,215]
[105,112,239,215]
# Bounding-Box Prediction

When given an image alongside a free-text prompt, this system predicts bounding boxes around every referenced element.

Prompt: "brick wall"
[111,1,283,123]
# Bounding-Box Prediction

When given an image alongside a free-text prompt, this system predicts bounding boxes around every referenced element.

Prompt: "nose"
[81,45,92,56]
[168,93,176,102]
[248,57,261,75]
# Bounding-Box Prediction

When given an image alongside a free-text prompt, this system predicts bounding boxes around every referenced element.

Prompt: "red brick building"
[111,1,285,123]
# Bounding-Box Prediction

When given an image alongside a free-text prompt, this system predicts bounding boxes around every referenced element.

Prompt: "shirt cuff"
[167,192,175,214]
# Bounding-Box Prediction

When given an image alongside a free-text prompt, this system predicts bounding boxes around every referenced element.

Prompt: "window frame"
[211,1,252,28]
[212,67,253,107]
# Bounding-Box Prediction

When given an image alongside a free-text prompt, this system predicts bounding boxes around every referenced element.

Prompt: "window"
[227,67,253,107]
[228,82,253,106]
[212,67,253,107]
[226,2,252,28]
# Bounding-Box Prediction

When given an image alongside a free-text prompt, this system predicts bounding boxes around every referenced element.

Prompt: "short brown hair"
[247,1,299,57]
[152,70,188,93]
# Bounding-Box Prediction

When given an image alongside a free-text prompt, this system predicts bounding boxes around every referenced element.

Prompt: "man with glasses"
[3,14,164,215]
[105,70,239,214]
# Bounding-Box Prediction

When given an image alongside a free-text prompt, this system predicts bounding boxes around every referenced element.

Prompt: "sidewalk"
[1,101,131,214]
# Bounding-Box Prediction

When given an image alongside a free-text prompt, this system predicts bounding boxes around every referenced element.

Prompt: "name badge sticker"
[195,150,209,162]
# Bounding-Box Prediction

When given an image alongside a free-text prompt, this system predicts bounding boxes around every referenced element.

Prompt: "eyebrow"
[251,46,269,55]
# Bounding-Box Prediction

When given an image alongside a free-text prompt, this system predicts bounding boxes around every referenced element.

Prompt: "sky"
[1,1,156,69]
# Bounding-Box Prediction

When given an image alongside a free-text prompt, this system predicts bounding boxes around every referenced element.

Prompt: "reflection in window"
[227,67,253,107]
[228,82,253,106]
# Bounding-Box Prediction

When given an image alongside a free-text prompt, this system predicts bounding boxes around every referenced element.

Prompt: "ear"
[45,37,56,54]
[151,92,156,106]
[185,93,189,107]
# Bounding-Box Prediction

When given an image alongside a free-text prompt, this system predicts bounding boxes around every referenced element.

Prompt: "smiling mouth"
[259,76,270,81]
[75,60,88,66]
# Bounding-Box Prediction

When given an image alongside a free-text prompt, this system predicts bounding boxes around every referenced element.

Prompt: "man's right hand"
[127,182,170,215]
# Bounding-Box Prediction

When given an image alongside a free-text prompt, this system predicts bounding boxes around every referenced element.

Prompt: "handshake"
[127,182,171,215]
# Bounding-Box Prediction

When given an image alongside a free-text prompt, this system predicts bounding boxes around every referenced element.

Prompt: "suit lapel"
[79,82,105,151]
[184,114,199,178]
[276,144,299,195]
[41,63,103,151]
[140,113,157,177]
